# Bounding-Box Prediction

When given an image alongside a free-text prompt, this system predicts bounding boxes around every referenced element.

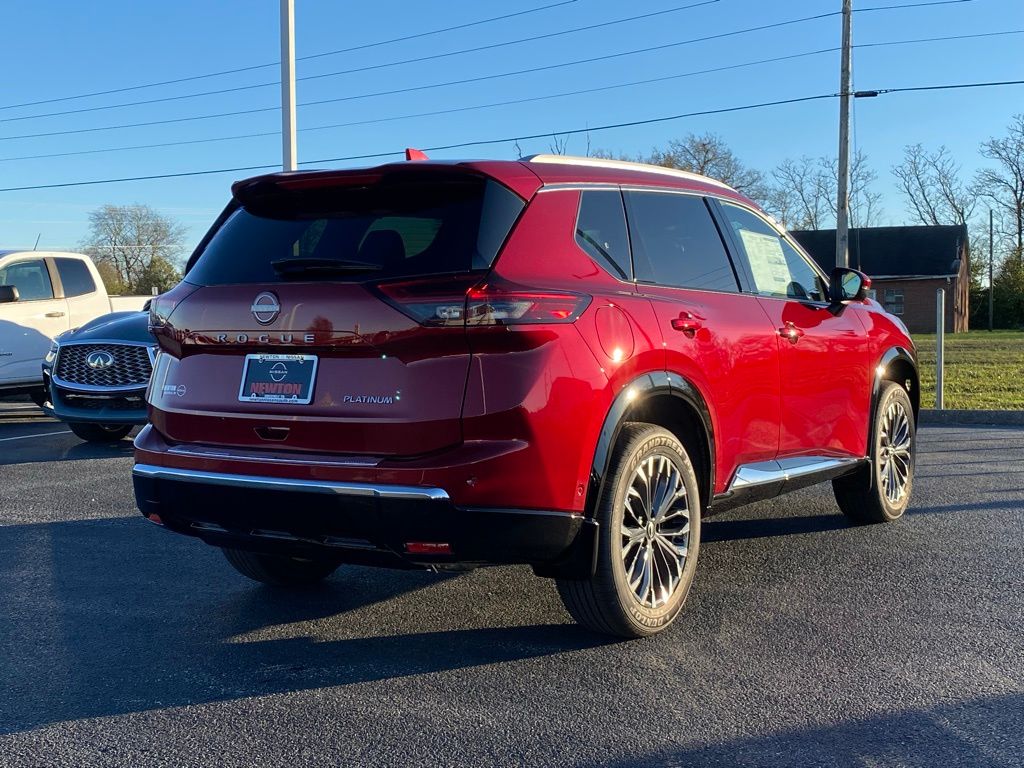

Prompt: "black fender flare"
[865,346,919,489]
[585,371,716,520]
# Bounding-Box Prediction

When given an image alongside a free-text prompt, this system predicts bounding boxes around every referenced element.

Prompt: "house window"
[883,287,905,316]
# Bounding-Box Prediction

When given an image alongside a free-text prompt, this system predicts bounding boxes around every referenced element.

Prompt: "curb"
[920,409,1024,426]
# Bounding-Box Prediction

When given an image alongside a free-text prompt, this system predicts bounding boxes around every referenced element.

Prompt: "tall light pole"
[280,0,297,171]
[835,0,853,269]
[989,209,995,331]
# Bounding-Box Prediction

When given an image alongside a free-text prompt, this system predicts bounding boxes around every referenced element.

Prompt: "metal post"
[935,288,945,410]
[835,0,853,269]
[989,209,995,331]
[280,0,297,171]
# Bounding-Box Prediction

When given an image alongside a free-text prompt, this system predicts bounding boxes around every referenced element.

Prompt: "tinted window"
[187,176,524,286]
[0,259,53,301]
[720,203,827,302]
[576,190,631,279]
[624,192,738,292]
[55,258,97,297]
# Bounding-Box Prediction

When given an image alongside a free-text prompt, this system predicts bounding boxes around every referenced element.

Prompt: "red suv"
[134,155,918,638]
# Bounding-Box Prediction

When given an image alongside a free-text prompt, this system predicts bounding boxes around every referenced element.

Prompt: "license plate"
[238,354,318,405]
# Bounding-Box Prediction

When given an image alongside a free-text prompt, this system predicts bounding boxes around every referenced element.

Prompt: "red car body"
[133,155,917,579]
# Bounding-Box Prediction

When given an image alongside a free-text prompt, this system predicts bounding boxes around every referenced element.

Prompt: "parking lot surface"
[1,400,1022,767]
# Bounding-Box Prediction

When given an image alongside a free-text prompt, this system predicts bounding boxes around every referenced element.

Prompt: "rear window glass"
[186,175,524,285]
[576,190,631,280]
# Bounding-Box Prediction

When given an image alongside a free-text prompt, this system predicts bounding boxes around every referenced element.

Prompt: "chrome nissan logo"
[86,350,115,369]
[251,292,281,325]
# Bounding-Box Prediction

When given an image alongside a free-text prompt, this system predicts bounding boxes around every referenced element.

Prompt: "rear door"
[714,200,872,458]
[623,190,781,491]
[150,171,525,457]
[0,258,69,386]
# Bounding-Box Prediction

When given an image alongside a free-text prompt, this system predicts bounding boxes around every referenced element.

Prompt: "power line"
[0,77,1018,194]
[0,0,582,112]
[0,10,843,141]
[1,1,720,125]
[2,27,1016,162]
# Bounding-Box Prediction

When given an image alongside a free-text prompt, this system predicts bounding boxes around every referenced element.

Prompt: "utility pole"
[989,209,995,331]
[835,0,853,269]
[280,0,297,171]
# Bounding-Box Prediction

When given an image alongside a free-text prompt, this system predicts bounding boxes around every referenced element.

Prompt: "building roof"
[791,224,968,279]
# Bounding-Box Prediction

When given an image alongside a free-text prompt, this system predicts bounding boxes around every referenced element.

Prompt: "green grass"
[911,330,1024,410]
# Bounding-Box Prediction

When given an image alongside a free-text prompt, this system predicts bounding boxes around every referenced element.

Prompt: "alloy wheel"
[879,401,912,504]
[620,453,691,609]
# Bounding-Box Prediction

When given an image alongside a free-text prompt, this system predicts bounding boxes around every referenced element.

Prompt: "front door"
[714,201,873,459]
[0,258,69,386]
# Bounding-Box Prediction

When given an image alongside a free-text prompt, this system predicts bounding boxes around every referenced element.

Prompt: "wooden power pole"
[835,0,853,269]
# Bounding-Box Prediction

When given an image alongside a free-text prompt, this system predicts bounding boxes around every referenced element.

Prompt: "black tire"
[557,423,701,638]
[68,422,133,443]
[833,381,915,524]
[221,547,339,587]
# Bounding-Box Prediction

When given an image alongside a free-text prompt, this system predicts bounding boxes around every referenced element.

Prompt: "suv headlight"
[44,340,59,365]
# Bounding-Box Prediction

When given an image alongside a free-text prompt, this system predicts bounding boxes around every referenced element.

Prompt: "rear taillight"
[376,276,590,327]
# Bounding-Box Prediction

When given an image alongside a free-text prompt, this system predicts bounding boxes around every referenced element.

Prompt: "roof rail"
[522,154,733,191]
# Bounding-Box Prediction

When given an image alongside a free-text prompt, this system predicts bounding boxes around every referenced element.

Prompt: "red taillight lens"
[466,282,590,325]
[377,277,590,327]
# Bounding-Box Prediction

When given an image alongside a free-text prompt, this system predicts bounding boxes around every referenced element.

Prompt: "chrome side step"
[711,455,865,513]
[730,456,862,491]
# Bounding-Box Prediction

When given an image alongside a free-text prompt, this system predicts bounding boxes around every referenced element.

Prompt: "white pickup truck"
[0,250,150,401]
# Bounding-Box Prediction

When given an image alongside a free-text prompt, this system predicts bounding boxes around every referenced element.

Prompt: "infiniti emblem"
[251,291,281,325]
[86,350,115,369]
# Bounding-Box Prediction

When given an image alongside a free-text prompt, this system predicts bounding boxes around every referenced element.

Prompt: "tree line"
[590,113,1024,328]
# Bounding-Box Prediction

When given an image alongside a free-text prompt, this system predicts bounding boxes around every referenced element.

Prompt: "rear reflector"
[405,542,452,555]
[376,276,590,328]
[145,513,164,526]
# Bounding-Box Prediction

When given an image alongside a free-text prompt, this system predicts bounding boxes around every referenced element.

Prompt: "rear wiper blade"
[271,258,383,275]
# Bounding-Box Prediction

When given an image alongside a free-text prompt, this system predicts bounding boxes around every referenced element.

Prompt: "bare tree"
[768,150,881,230]
[974,114,1024,261]
[892,144,975,226]
[645,133,769,202]
[768,156,830,230]
[81,204,186,292]
[548,134,569,155]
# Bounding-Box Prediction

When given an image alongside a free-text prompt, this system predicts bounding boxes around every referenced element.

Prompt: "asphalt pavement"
[1,400,1022,767]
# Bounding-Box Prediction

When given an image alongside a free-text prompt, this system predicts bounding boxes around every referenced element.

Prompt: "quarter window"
[624,191,738,292]
[719,203,827,302]
[0,259,54,301]
[884,288,905,316]
[576,190,631,279]
[55,258,97,297]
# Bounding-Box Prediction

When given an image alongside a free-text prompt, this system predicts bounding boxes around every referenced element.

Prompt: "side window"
[55,258,97,298]
[624,191,738,292]
[575,190,631,280]
[0,259,54,301]
[720,203,827,302]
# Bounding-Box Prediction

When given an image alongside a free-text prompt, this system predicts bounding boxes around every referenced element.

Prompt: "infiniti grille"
[55,344,153,388]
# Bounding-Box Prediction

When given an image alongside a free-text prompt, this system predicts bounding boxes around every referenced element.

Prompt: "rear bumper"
[132,463,597,577]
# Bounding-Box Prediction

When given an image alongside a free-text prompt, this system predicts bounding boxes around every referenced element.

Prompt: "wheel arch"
[875,346,920,424]
[586,372,715,518]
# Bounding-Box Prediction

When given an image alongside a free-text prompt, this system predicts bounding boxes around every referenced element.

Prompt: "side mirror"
[0,285,20,303]
[829,267,870,306]
[142,299,152,312]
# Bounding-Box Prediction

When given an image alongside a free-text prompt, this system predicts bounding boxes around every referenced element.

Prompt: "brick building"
[791,225,970,333]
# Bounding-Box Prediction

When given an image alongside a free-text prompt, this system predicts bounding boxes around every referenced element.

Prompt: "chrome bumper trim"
[132,463,450,502]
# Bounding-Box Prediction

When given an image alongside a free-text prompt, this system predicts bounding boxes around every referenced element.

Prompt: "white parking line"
[0,430,72,442]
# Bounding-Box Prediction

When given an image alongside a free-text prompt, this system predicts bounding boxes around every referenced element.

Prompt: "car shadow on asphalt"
[0,434,136,467]
[0,517,613,735]
[597,692,1024,768]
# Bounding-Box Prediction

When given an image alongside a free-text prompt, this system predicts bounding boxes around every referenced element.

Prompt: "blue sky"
[1,0,1021,254]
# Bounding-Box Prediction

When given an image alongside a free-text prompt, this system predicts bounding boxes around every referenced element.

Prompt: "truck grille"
[55,344,153,388]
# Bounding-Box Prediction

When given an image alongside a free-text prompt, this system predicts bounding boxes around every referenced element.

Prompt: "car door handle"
[778,322,804,343]
[45,311,65,318]
[670,311,703,337]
